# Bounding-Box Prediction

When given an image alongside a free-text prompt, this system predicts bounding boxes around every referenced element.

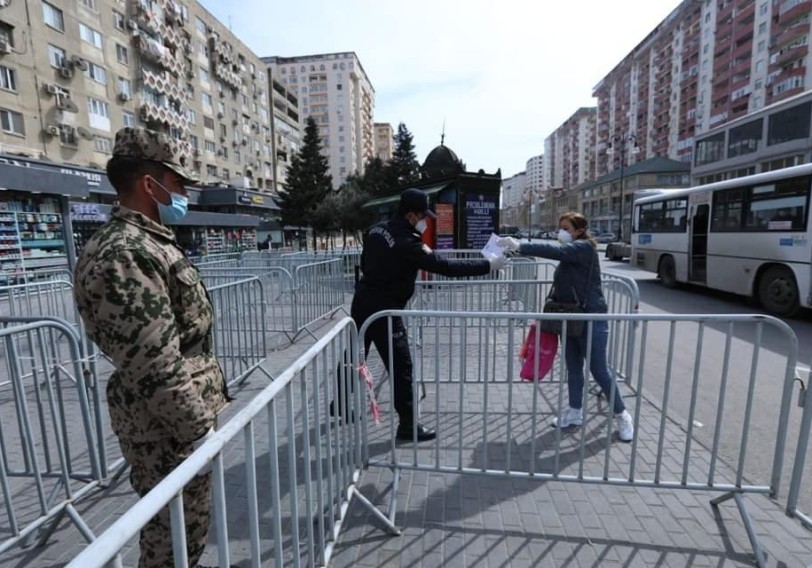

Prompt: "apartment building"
[0,0,275,191]
[264,52,375,189]
[268,71,301,192]
[373,122,393,161]
[592,0,812,176]
[525,154,544,194]
[542,107,597,192]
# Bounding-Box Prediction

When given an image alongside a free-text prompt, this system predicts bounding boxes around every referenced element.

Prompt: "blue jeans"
[564,319,625,415]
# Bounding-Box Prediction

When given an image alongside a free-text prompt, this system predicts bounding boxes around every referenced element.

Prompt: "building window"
[60,126,78,146]
[47,44,67,68]
[758,22,767,35]
[85,62,107,84]
[199,67,209,83]
[222,168,230,179]
[767,102,811,146]
[202,92,212,107]
[694,132,725,166]
[206,164,217,178]
[234,150,240,164]
[113,10,126,31]
[728,119,762,158]
[195,17,207,35]
[0,65,16,91]
[219,123,227,137]
[80,0,97,10]
[117,76,131,96]
[87,97,111,131]
[220,147,228,159]
[188,134,199,149]
[42,2,64,31]
[79,23,103,49]
[93,135,113,153]
[0,108,24,135]
[204,139,216,153]
[187,108,197,125]
[122,111,136,127]
[116,44,129,65]
[203,116,214,129]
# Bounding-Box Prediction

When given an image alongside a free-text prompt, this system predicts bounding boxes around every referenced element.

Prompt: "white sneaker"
[552,407,583,428]
[615,410,634,442]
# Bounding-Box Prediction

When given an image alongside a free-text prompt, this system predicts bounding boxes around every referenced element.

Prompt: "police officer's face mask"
[415,217,428,234]
[148,176,188,225]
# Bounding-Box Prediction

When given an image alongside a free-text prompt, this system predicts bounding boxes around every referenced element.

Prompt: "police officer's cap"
[398,188,436,218]
[111,127,199,184]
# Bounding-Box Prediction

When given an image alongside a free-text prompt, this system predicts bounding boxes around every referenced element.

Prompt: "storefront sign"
[238,195,253,204]
[251,195,264,205]
[70,203,108,222]
[464,193,498,249]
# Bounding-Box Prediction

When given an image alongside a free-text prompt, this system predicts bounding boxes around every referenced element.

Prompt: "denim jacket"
[518,239,607,314]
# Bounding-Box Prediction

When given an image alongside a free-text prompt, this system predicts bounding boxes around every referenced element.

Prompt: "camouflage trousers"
[120,438,211,568]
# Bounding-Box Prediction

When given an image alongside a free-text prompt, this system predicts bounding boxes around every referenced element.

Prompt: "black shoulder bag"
[537,247,596,337]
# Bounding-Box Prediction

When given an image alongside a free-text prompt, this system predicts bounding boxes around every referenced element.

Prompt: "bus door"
[689,203,709,284]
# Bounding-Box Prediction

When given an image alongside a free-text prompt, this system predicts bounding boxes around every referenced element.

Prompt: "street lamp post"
[607,133,639,243]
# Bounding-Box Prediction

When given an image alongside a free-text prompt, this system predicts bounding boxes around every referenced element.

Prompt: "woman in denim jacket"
[499,212,634,442]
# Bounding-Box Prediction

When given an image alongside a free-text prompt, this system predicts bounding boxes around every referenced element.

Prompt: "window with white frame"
[80,0,97,10]
[113,10,126,31]
[0,108,24,135]
[0,22,13,48]
[87,97,111,131]
[117,77,131,95]
[85,62,107,84]
[116,44,129,65]
[204,139,216,153]
[93,135,113,153]
[0,66,16,91]
[202,92,212,107]
[60,126,77,145]
[122,111,136,127]
[47,44,67,68]
[195,17,206,35]
[79,23,103,49]
[42,2,64,31]
[199,67,209,83]
[187,108,197,125]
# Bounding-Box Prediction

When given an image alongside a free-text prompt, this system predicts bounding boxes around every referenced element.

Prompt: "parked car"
[595,232,617,244]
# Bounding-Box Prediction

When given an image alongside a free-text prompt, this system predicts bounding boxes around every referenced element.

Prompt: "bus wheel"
[657,255,677,288]
[758,265,800,317]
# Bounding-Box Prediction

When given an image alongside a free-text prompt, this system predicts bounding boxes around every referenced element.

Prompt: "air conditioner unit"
[241,138,248,146]
[217,111,224,118]
[194,149,202,157]
[0,0,10,7]
[45,125,61,136]
[219,135,226,142]
[70,56,88,71]
[58,66,74,79]
[0,39,11,55]
[118,92,132,102]
[127,19,138,31]
[45,83,59,95]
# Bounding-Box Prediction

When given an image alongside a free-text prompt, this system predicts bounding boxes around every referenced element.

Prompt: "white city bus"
[630,163,812,316]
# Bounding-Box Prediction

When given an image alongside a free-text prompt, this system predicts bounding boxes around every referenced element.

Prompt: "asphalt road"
[598,251,812,521]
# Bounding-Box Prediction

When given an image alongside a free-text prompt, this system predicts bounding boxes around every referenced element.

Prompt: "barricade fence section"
[293,259,347,340]
[206,278,272,388]
[0,319,106,557]
[65,318,396,568]
[786,356,812,530]
[359,310,799,567]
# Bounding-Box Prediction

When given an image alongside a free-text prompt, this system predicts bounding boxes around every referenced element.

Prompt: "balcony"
[139,99,189,131]
[215,63,242,90]
[779,0,812,24]
[777,43,810,66]
[141,69,186,104]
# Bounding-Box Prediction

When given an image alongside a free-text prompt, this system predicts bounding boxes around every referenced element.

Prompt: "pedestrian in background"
[499,212,634,442]
[74,127,230,567]
[340,188,507,442]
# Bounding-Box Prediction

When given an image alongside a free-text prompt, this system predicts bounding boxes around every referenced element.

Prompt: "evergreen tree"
[277,117,333,249]
[359,156,389,195]
[386,122,421,187]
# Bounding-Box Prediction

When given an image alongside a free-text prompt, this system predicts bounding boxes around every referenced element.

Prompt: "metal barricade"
[0,319,108,557]
[65,318,395,568]
[200,266,297,348]
[359,310,799,567]
[785,358,812,530]
[293,259,346,340]
[206,277,274,388]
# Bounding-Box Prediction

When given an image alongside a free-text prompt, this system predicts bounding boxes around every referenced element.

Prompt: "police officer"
[74,127,229,568]
[347,188,506,441]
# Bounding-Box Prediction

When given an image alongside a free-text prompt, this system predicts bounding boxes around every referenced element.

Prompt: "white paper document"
[481,233,507,258]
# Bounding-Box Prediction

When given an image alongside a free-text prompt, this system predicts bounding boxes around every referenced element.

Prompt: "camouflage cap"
[112,127,199,184]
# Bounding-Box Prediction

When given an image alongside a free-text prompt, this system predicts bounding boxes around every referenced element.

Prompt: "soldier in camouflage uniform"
[74,127,229,568]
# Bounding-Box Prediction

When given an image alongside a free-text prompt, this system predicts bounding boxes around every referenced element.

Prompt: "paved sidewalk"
[4,314,812,567]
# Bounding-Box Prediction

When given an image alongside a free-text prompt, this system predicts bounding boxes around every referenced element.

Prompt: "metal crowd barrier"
[786,357,812,530]
[293,259,347,341]
[206,277,274,387]
[359,310,799,567]
[0,319,110,557]
[66,318,395,568]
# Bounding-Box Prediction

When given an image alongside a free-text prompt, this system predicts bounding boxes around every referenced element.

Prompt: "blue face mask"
[149,176,188,224]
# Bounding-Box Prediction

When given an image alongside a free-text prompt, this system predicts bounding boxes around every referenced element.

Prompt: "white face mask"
[415,219,428,234]
[557,228,573,243]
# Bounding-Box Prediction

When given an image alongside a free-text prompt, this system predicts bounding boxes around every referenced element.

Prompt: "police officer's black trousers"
[335,298,415,425]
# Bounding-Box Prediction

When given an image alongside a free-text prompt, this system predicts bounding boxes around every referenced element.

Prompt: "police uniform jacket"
[356,218,491,308]
[74,206,229,445]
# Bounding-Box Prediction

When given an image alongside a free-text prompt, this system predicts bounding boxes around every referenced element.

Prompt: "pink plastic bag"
[519,323,559,382]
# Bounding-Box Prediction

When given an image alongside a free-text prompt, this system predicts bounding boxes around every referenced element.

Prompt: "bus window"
[713,175,810,232]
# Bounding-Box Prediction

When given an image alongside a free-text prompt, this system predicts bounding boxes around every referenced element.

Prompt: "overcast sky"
[200,0,681,178]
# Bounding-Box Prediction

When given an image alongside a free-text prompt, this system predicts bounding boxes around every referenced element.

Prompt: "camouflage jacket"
[74,206,228,444]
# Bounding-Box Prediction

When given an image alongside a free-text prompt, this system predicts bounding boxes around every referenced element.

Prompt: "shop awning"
[0,161,89,198]
[362,182,452,209]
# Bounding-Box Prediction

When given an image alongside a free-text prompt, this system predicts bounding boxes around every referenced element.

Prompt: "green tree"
[386,122,421,186]
[359,156,390,195]
[277,117,332,249]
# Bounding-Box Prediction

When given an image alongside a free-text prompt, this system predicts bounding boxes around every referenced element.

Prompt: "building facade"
[263,52,375,188]
[268,72,301,192]
[500,170,527,228]
[542,107,597,192]
[0,0,275,191]
[373,122,393,161]
[592,0,812,176]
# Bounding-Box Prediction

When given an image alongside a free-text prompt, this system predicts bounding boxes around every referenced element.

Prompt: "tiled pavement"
[3,314,812,567]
